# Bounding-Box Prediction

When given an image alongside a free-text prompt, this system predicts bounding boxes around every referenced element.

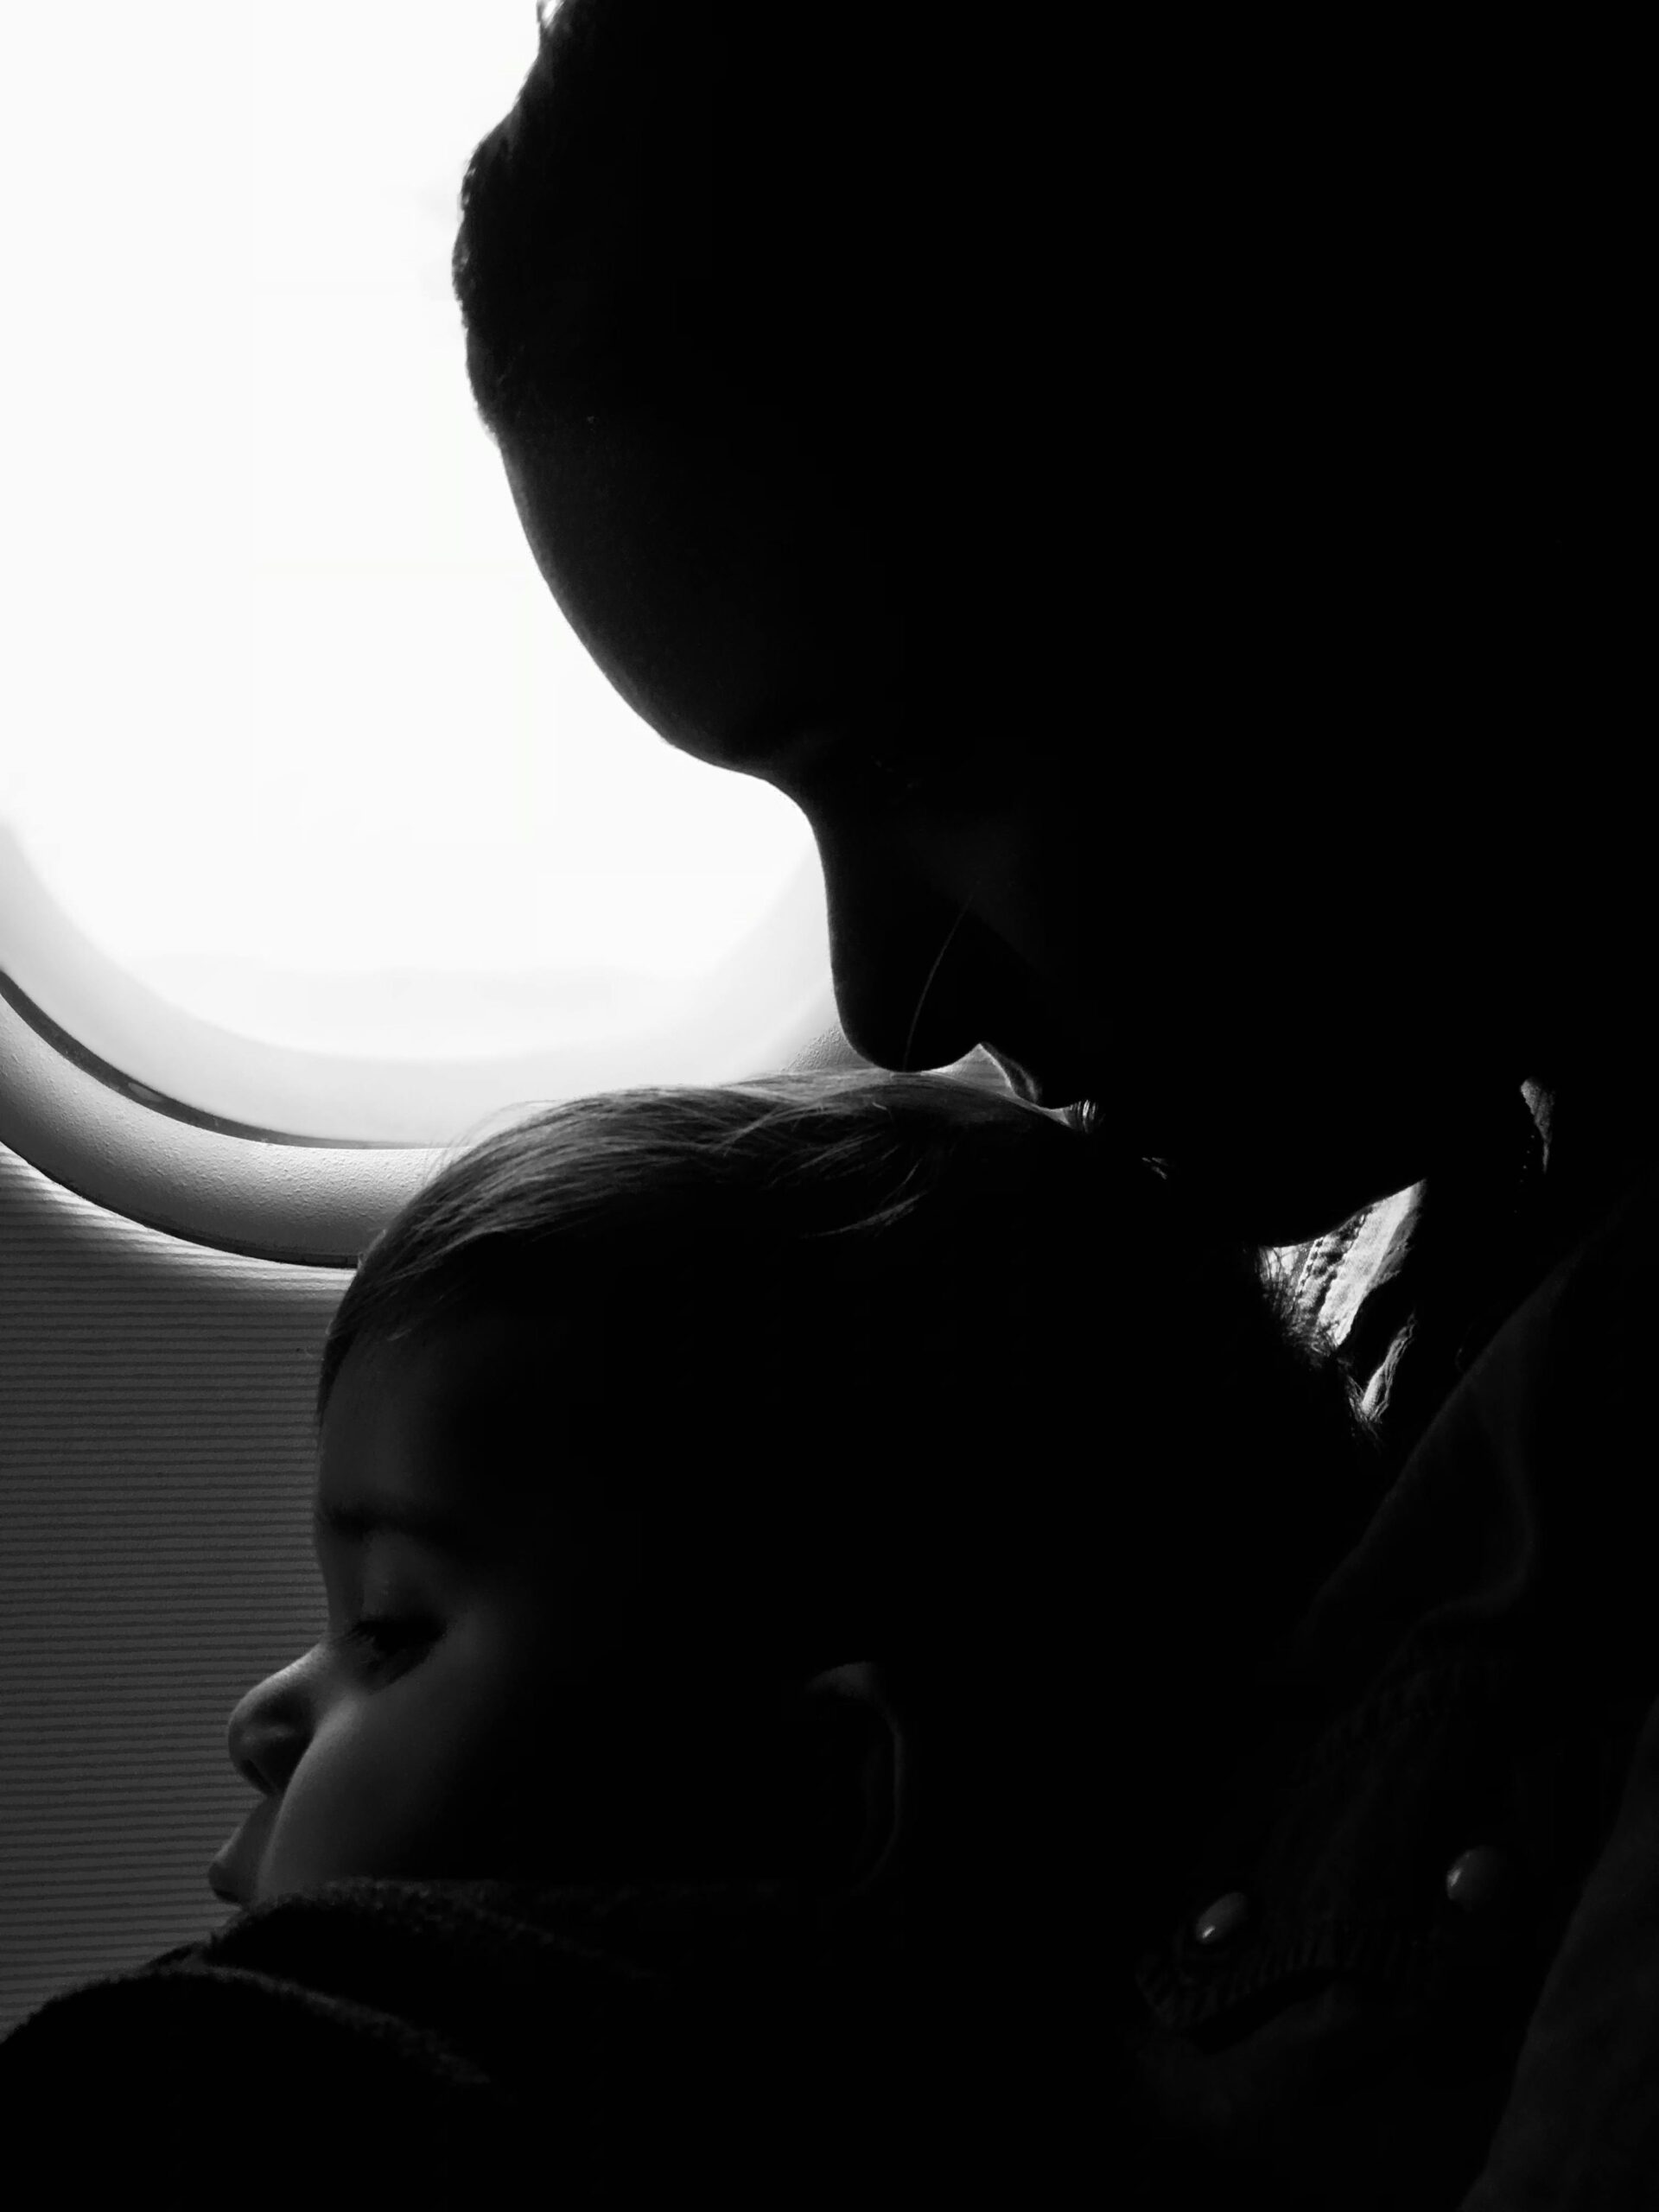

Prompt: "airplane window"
[0,3,880,2038]
[0,2,826,1148]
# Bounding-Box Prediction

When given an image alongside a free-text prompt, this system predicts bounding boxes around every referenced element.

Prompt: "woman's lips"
[982,1045,1098,1115]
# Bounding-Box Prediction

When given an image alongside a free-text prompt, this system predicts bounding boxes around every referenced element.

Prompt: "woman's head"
[216,1067,1376,1912]
[448,4,1643,1249]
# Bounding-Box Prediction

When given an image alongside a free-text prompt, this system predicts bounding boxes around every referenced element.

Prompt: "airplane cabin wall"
[0,1136,346,2035]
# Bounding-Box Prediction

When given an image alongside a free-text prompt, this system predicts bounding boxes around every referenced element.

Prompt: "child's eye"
[334,1616,435,1675]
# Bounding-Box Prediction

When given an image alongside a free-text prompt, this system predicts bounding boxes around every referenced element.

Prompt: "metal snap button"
[1445,1845,1510,1911]
[1192,1890,1250,1947]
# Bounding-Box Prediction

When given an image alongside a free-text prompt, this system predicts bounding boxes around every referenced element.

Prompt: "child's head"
[215,1068,1377,1916]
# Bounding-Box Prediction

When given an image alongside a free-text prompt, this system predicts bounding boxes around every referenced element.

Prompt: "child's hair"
[317,1067,1381,1737]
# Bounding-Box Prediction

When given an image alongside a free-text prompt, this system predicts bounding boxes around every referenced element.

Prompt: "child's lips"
[208,1811,268,1906]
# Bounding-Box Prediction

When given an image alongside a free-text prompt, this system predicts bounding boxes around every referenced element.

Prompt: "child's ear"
[790,1662,911,1900]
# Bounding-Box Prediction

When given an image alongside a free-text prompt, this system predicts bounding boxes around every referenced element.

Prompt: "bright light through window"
[0,3,821,1068]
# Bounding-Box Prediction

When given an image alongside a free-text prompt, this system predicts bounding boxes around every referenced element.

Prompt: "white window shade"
[0,3,842,1148]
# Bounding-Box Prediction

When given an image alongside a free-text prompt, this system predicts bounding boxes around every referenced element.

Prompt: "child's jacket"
[0,1871,1049,2202]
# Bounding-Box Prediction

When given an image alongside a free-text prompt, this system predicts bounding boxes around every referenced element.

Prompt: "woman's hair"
[317,1066,1381,1715]
[448,0,1109,712]
[452,0,1011,459]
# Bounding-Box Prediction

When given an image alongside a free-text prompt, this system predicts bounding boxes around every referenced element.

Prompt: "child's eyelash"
[336,1616,433,1669]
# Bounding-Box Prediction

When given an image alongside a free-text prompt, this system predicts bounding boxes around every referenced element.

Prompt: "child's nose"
[224,1652,311,1794]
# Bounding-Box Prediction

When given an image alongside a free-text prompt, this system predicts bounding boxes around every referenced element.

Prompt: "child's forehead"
[335,1308,560,1419]
[321,1313,616,1535]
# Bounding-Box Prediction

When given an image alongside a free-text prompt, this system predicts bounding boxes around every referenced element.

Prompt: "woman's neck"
[1523,1046,1654,1275]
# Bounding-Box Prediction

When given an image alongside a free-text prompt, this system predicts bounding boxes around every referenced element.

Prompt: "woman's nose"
[814,846,998,1077]
[817,849,1069,1094]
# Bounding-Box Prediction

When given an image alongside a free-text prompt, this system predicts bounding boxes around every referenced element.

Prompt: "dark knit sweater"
[0,1871,1072,2204]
